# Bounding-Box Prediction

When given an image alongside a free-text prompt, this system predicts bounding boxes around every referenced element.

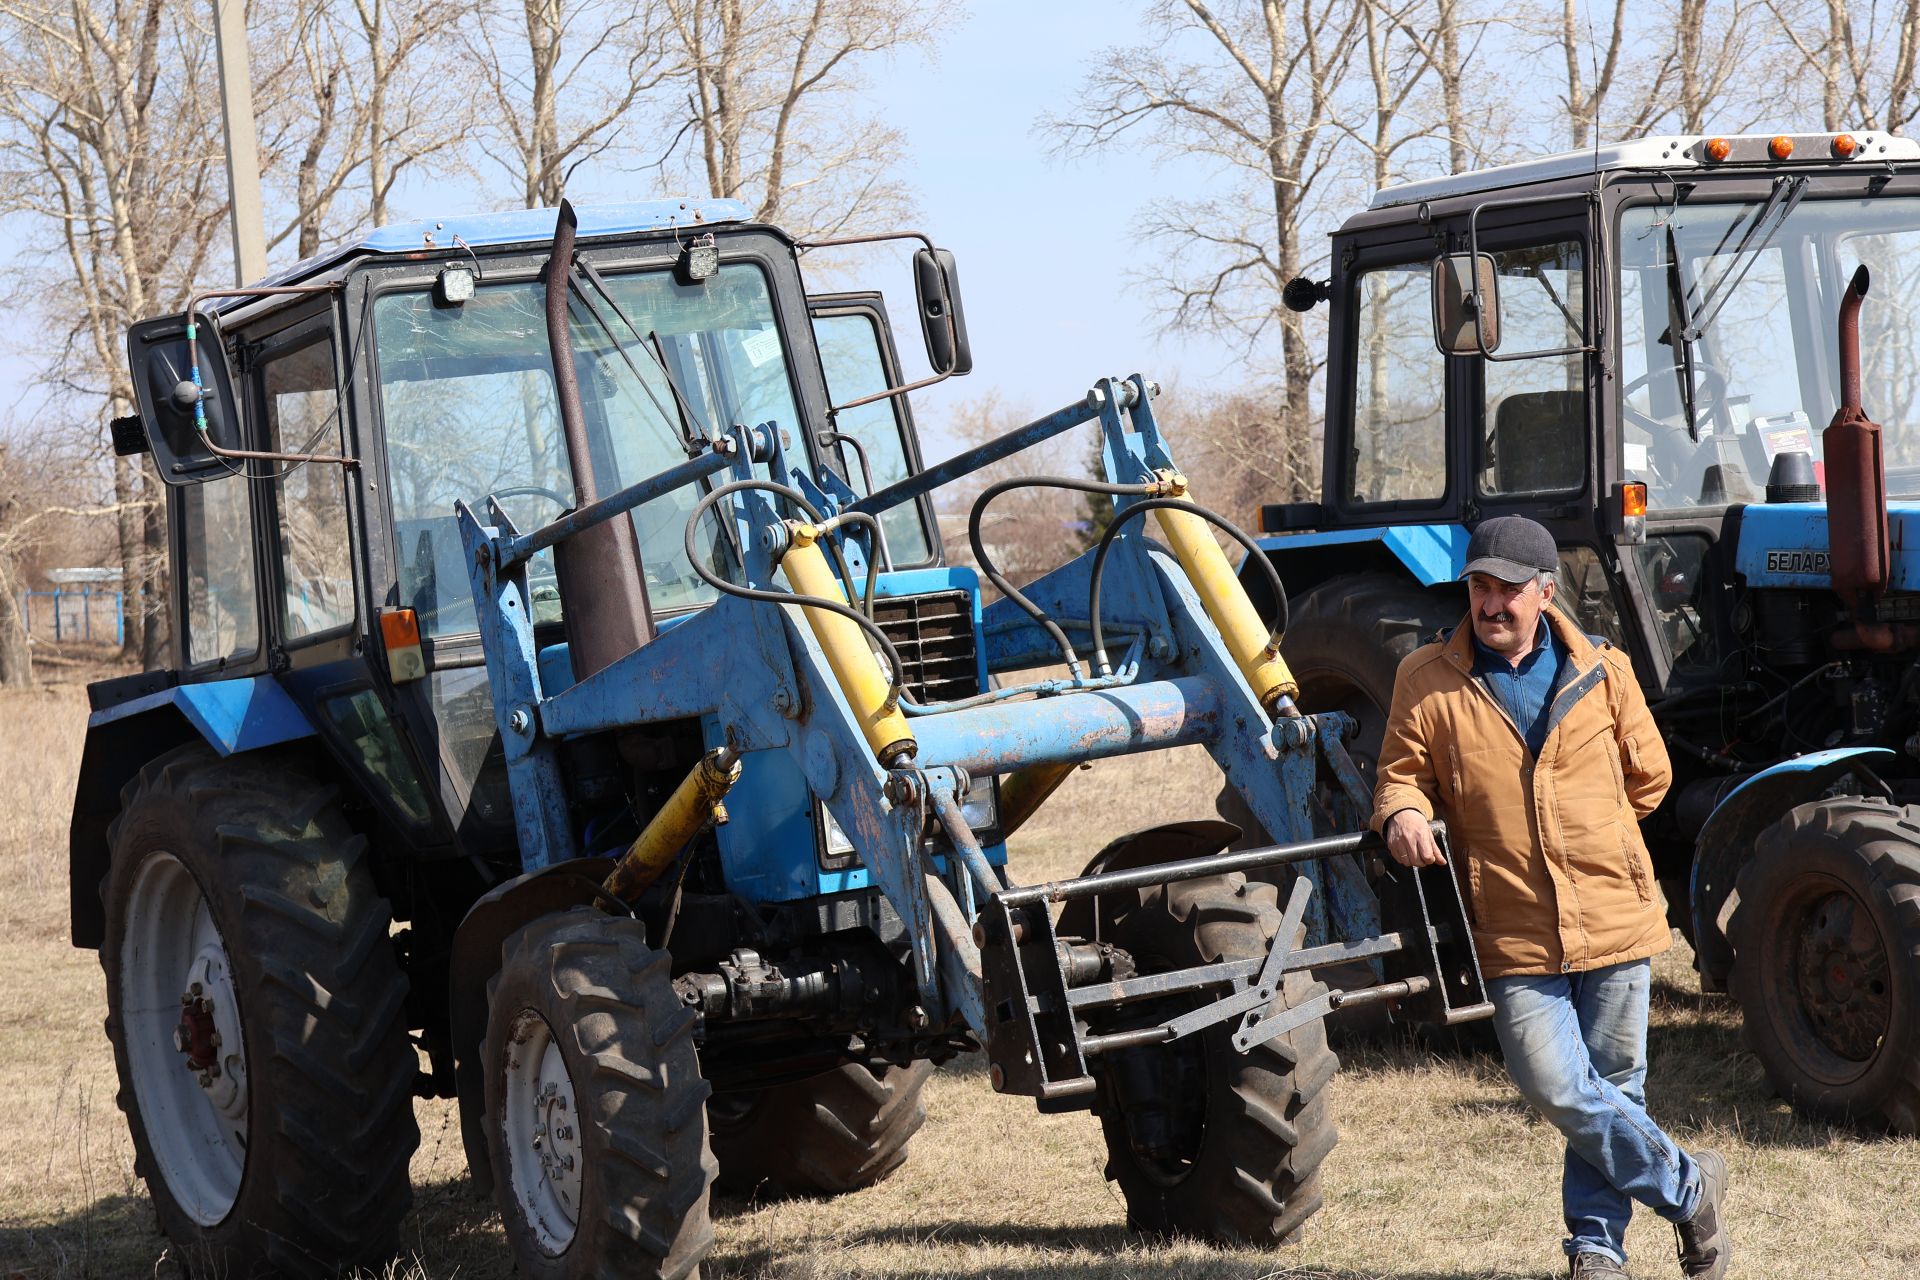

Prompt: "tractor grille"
[872,590,979,706]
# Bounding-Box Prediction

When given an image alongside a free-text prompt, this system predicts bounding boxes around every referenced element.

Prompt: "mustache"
[1479,610,1515,624]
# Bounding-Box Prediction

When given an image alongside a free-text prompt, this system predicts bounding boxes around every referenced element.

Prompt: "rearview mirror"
[1432,252,1500,356]
[913,248,972,376]
[126,311,243,485]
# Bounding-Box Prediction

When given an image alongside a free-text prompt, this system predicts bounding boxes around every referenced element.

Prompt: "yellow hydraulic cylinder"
[997,760,1078,839]
[1151,474,1298,714]
[781,523,917,766]
[604,746,742,901]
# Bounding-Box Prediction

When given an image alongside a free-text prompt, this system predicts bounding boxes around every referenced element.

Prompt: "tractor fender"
[1243,523,1469,613]
[1690,746,1896,991]
[1055,819,1241,941]
[68,677,317,948]
[447,856,617,1196]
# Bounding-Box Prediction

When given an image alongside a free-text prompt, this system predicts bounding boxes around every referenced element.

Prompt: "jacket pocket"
[1622,733,1643,779]
[1620,822,1654,906]
[1449,744,1465,808]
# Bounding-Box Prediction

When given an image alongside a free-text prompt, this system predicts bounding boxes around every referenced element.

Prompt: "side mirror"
[1431,252,1500,356]
[126,311,243,485]
[913,248,972,376]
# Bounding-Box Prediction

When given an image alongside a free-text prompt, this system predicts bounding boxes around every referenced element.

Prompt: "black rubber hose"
[685,480,908,708]
[967,474,1161,676]
[1086,497,1289,678]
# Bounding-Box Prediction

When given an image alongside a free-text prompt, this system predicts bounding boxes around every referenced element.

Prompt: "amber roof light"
[1770,135,1796,160]
[1833,132,1860,158]
[1705,137,1732,162]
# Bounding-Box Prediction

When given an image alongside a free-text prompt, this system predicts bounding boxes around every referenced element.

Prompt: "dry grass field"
[3,676,1917,1279]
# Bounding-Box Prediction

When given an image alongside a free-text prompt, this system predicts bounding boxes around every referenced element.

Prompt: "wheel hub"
[502,1010,583,1255]
[121,851,249,1226]
[1792,889,1891,1064]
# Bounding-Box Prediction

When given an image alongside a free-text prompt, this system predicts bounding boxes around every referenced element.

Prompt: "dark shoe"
[1570,1251,1630,1279]
[1674,1149,1730,1278]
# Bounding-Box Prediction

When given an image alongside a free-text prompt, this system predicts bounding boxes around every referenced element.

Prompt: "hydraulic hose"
[684,480,909,711]
[967,474,1163,676]
[1086,497,1288,679]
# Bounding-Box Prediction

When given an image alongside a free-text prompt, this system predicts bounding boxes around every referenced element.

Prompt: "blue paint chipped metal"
[1733,502,1920,589]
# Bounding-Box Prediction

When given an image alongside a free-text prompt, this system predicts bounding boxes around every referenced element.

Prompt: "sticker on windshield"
[740,327,782,368]
[1624,441,1649,474]
[1757,413,1814,461]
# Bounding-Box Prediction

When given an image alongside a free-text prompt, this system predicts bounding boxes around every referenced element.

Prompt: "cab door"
[806,292,939,567]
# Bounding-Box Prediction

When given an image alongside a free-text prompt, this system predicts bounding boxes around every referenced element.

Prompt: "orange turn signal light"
[1833,132,1859,158]
[380,607,422,649]
[1705,137,1731,162]
[1622,482,1648,519]
[1769,135,1795,160]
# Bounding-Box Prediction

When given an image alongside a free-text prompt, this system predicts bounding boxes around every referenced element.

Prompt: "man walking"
[1371,516,1730,1280]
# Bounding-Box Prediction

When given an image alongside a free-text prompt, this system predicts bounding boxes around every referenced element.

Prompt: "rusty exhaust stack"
[546,200,655,679]
[1824,264,1891,640]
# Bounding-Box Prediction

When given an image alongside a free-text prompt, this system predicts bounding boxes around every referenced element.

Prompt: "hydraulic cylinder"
[604,746,742,901]
[781,523,917,765]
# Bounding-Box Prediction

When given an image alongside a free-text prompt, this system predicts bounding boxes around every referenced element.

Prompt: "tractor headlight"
[815,774,1001,868]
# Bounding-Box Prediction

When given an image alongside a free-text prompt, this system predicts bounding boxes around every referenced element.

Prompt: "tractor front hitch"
[977,821,1491,1104]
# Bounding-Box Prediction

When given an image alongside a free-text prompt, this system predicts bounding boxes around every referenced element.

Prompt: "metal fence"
[19,587,125,645]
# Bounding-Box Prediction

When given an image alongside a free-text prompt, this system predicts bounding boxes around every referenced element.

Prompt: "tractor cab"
[101,200,955,875]
[1267,130,1920,696]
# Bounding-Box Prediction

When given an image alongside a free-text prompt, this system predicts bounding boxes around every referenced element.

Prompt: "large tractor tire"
[1089,871,1339,1244]
[1728,798,1920,1134]
[708,1060,934,1197]
[484,909,717,1280]
[100,745,418,1279]
[1219,572,1459,837]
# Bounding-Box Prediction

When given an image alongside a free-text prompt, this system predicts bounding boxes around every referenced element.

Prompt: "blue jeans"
[1488,959,1701,1266]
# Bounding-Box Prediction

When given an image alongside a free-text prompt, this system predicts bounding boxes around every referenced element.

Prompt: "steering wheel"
[1620,359,1733,434]
[489,484,573,510]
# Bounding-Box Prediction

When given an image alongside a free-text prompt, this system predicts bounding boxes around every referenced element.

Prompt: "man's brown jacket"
[1369,606,1674,978]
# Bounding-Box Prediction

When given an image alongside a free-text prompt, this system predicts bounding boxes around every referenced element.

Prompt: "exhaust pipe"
[1825,264,1890,620]
[545,200,655,679]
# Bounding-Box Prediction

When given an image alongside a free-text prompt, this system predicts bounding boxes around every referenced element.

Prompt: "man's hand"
[1384,808,1445,868]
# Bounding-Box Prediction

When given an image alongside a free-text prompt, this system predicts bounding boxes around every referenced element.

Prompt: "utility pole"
[211,0,267,286]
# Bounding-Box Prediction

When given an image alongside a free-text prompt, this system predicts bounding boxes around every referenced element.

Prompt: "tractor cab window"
[262,335,354,639]
[374,260,800,638]
[812,309,932,564]
[1479,239,1587,496]
[1618,194,1920,510]
[1350,262,1447,504]
[181,475,260,666]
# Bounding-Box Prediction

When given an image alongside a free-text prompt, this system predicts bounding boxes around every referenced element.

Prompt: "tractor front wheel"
[1089,871,1339,1244]
[1729,798,1920,1134]
[484,909,717,1279]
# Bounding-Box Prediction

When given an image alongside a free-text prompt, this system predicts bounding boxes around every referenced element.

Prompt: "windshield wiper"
[568,257,713,456]
[1660,175,1808,439]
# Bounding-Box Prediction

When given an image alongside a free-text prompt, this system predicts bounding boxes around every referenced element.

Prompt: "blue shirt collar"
[1470,614,1553,672]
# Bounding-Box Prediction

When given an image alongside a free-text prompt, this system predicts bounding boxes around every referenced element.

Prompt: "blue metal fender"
[69,677,318,948]
[1250,523,1469,604]
[1690,746,1895,990]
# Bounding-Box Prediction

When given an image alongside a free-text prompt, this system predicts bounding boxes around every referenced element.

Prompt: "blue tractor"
[72,198,1489,1277]
[1257,130,1920,1135]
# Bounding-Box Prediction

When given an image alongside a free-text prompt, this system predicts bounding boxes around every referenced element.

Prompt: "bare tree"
[1764,0,1920,133]
[1050,0,1367,502]
[468,0,676,209]
[253,0,476,256]
[654,0,945,236]
[0,0,227,666]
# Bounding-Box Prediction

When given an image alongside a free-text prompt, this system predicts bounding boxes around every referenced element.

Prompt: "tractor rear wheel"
[1729,798,1920,1134]
[484,909,717,1280]
[101,745,418,1278]
[708,1060,933,1197]
[1089,871,1339,1244]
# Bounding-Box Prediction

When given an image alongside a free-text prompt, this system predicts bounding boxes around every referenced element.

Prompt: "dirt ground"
[3,679,1917,1279]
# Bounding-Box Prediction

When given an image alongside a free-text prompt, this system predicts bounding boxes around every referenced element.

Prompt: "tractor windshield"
[1617,192,1920,510]
[373,261,799,637]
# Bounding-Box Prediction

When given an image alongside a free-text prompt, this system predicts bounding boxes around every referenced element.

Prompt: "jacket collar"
[1443,605,1601,676]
